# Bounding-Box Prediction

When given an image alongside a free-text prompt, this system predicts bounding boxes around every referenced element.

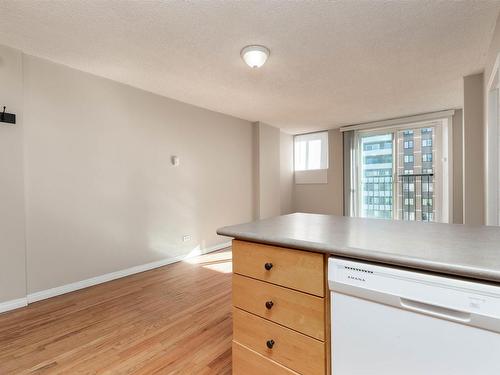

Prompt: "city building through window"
[356,122,442,222]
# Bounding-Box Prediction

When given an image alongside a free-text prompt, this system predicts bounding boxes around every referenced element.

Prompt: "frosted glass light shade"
[240,45,270,68]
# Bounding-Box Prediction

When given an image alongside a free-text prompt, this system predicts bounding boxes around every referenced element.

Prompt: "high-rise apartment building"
[397,127,435,221]
[360,134,394,219]
[360,126,436,221]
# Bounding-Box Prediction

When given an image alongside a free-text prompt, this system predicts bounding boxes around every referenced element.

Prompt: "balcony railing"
[398,173,434,222]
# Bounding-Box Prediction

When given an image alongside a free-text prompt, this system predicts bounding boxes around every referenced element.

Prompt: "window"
[404,198,414,206]
[422,198,433,206]
[404,155,414,163]
[294,132,328,171]
[355,122,443,222]
[404,140,414,149]
[294,131,329,184]
[422,182,434,192]
[403,183,415,192]
[358,133,394,219]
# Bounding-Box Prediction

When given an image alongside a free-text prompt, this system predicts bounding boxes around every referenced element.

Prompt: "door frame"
[486,53,500,226]
[354,119,451,222]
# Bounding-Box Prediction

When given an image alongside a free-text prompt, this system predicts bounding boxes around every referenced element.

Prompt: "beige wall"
[280,132,293,215]
[463,73,485,225]
[20,54,254,293]
[484,13,500,102]
[293,129,343,215]
[254,122,281,219]
[452,109,464,224]
[0,45,27,304]
[254,124,293,218]
[483,12,500,225]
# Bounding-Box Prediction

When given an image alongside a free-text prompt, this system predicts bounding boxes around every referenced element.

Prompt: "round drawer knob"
[266,339,275,349]
[265,300,274,310]
[264,262,273,271]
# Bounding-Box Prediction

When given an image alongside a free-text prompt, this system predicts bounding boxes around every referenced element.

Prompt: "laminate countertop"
[217,213,500,283]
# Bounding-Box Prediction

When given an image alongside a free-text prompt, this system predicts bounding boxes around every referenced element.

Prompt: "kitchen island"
[217,213,500,374]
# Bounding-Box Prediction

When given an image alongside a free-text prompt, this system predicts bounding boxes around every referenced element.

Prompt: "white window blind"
[294,131,328,171]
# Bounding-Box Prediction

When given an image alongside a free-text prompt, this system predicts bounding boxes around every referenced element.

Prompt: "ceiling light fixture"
[240,45,270,68]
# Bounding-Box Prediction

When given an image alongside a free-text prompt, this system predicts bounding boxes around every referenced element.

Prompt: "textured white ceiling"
[0,1,499,133]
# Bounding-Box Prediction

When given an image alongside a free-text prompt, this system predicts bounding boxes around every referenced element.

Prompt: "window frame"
[354,120,448,222]
[486,53,500,225]
[293,131,329,172]
[355,128,396,220]
[293,131,329,185]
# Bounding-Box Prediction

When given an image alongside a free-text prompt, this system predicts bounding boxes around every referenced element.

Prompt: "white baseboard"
[0,297,28,314]
[27,241,232,304]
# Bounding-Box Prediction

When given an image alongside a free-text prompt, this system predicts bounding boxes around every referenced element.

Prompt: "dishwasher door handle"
[400,297,472,323]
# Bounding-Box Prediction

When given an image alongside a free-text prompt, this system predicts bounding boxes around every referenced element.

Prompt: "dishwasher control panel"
[328,257,500,320]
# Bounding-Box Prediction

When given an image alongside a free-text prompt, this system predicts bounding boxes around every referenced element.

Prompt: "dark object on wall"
[1,106,16,124]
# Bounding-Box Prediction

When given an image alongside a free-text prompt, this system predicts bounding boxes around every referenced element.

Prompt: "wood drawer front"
[233,274,325,341]
[232,341,299,375]
[233,307,325,375]
[232,240,325,297]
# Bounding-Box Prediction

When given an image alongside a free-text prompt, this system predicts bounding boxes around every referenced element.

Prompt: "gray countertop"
[217,213,500,283]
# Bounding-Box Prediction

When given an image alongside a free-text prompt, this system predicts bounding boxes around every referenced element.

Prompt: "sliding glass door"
[356,123,440,222]
[396,127,436,221]
[358,133,394,219]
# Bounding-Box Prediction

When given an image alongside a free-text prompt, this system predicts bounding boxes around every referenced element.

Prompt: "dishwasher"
[328,257,500,375]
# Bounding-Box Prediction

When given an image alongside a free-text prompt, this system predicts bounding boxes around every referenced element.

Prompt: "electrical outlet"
[182,235,192,242]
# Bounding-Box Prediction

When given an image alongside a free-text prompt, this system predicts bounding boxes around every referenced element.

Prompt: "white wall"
[293,129,343,215]
[463,73,485,225]
[0,45,27,305]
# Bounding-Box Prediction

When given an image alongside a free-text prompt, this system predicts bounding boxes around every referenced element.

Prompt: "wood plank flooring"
[0,249,233,374]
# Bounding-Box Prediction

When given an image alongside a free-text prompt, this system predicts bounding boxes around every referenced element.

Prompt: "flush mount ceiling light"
[240,45,270,68]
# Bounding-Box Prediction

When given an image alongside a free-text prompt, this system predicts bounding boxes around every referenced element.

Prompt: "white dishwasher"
[328,257,500,375]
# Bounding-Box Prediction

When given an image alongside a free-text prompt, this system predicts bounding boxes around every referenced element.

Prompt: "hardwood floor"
[0,249,233,374]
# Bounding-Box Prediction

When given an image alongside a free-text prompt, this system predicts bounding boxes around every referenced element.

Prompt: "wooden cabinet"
[232,240,325,297]
[234,308,325,375]
[232,240,330,374]
[232,274,325,340]
[232,341,300,375]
